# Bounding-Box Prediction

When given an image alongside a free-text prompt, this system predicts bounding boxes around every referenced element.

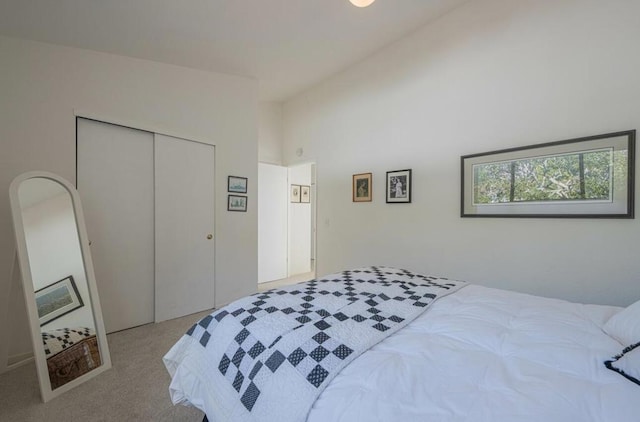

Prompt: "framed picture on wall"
[386,169,412,203]
[228,195,247,212]
[353,173,372,202]
[228,176,248,193]
[301,185,310,203]
[461,130,635,218]
[291,185,301,203]
[35,275,84,326]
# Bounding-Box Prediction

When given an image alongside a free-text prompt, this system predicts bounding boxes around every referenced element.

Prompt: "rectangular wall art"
[353,173,372,202]
[35,276,84,326]
[461,130,635,218]
[301,185,310,203]
[291,185,301,203]
[228,194,248,212]
[228,176,248,194]
[386,169,412,203]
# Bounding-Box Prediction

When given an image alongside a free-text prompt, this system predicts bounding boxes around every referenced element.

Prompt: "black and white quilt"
[42,327,96,358]
[164,266,466,422]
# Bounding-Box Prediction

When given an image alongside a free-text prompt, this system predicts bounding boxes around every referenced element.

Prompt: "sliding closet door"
[77,118,155,333]
[154,134,215,322]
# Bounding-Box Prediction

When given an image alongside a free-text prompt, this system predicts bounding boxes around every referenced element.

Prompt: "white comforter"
[170,283,639,421]
[308,284,637,422]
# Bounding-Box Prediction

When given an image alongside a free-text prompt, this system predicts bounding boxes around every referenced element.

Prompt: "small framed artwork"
[301,185,311,203]
[228,176,248,194]
[353,173,372,202]
[228,195,248,212]
[386,169,412,203]
[291,185,301,203]
[35,275,84,326]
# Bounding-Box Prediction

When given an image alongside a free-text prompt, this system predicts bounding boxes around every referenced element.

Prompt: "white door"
[77,118,155,333]
[154,134,215,322]
[258,163,288,283]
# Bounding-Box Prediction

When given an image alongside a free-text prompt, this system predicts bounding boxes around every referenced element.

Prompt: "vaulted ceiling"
[0,0,469,101]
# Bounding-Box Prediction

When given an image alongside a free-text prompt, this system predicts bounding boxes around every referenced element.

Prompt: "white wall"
[258,102,287,283]
[259,102,284,165]
[283,0,640,307]
[0,36,258,369]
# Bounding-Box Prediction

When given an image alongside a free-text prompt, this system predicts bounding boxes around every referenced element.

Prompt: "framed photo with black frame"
[228,194,248,212]
[228,176,248,194]
[461,130,635,218]
[386,169,412,203]
[35,275,84,326]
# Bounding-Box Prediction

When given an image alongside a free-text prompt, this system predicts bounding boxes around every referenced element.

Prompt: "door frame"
[287,161,317,279]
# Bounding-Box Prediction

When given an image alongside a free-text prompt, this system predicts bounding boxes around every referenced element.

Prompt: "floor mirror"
[9,171,111,402]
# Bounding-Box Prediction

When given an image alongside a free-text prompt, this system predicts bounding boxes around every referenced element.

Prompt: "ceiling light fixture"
[349,0,375,7]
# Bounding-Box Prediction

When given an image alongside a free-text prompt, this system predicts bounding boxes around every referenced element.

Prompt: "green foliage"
[473,149,617,204]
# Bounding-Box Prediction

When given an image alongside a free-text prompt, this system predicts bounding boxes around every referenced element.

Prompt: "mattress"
[308,284,634,422]
[165,275,639,422]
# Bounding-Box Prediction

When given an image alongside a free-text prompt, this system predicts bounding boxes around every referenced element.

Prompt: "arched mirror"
[9,171,111,402]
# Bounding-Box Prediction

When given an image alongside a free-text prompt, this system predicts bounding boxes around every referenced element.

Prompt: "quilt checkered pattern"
[164,267,466,422]
[42,327,95,358]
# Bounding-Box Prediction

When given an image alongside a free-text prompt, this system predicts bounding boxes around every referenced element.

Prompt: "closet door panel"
[77,118,155,333]
[154,134,215,322]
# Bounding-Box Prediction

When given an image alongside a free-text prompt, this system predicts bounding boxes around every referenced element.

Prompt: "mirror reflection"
[17,177,102,390]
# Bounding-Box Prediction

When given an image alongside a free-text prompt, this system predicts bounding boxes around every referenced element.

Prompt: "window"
[472,148,614,205]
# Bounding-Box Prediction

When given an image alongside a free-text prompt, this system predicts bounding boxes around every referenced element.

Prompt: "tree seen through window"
[473,148,617,205]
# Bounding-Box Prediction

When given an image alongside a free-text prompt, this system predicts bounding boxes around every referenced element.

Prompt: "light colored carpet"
[258,269,314,291]
[0,271,313,422]
[0,310,211,422]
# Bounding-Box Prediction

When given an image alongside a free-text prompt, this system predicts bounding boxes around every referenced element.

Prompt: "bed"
[164,266,640,422]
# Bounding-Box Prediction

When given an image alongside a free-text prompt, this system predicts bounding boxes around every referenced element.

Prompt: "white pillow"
[603,300,640,346]
[605,342,640,386]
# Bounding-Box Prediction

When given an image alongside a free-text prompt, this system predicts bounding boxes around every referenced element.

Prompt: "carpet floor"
[0,310,210,422]
[0,271,311,422]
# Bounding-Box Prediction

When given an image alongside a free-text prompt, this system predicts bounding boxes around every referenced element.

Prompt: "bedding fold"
[164,266,466,422]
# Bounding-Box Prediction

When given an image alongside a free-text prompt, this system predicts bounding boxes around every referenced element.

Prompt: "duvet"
[164,268,640,422]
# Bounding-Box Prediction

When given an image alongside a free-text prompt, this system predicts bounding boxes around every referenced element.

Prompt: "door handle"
[207,234,213,240]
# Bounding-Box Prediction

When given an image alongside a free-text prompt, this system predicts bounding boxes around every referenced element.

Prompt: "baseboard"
[6,352,34,370]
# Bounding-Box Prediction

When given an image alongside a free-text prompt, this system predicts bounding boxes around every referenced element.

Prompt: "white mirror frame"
[9,171,111,402]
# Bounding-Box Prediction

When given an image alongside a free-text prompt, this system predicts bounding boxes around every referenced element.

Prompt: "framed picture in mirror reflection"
[35,275,84,326]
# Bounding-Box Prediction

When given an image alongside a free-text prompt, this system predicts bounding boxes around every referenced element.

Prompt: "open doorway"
[258,162,316,288]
